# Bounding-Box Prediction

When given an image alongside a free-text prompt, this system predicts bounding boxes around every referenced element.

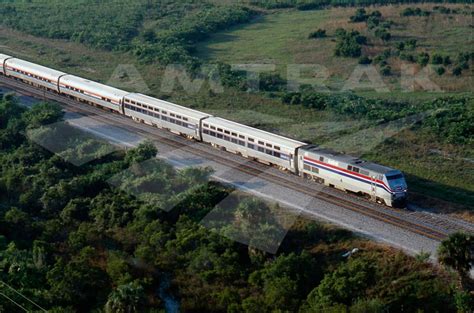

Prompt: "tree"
[104,282,145,313]
[125,140,157,164]
[437,232,473,283]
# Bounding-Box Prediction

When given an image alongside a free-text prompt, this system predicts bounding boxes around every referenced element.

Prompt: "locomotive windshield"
[386,173,403,180]
[386,173,406,191]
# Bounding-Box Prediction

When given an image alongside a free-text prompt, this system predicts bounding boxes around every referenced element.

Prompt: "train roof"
[125,93,211,120]
[301,145,396,175]
[0,54,12,63]
[205,117,306,149]
[5,58,66,82]
[60,75,129,102]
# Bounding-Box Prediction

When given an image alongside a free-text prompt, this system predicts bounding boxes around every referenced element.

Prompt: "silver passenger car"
[59,75,129,113]
[0,54,13,75]
[202,117,305,172]
[4,58,66,92]
[123,93,211,140]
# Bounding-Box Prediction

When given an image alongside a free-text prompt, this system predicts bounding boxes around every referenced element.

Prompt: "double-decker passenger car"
[4,58,66,92]
[298,145,407,206]
[123,93,211,140]
[58,75,129,113]
[201,117,305,173]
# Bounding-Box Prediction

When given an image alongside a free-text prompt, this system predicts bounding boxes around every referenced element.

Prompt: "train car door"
[370,176,377,200]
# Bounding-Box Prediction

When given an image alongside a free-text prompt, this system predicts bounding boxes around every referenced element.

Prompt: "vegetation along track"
[1,76,466,242]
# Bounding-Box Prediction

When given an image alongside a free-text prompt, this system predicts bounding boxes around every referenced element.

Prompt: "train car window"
[224,136,230,141]
[176,115,181,119]
[183,117,188,121]
[265,149,273,155]
[239,135,245,139]
[238,140,245,146]
[203,129,209,134]
[203,124,209,128]
[231,138,238,144]
[170,113,175,117]
[312,167,319,174]
[210,131,216,137]
[217,128,223,132]
[348,165,353,171]
[361,170,370,176]
[258,146,264,152]
[248,138,254,142]
[353,167,360,173]
[210,126,216,130]
[248,143,255,149]
[217,133,223,139]
[162,116,168,121]
[258,141,264,145]
[274,146,280,150]
[319,156,324,162]
[266,143,272,147]
[231,132,237,137]
[162,111,167,115]
[224,130,230,135]
[274,152,281,158]
[304,164,311,171]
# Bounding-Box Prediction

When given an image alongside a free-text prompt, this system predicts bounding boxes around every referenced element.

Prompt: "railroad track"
[1,76,461,242]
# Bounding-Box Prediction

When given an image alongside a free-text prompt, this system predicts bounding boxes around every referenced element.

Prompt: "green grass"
[197,11,328,62]
[196,4,473,93]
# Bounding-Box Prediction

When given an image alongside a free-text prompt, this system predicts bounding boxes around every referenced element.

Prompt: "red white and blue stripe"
[303,156,393,194]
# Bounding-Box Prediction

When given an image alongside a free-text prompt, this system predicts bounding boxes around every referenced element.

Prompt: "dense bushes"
[334,29,367,57]
[0,91,469,312]
[249,0,472,10]
[0,1,256,70]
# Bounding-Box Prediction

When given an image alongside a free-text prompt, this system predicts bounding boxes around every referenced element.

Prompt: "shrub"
[334,30,365,58]
[431,53,443,65]
[308,29,326,39]
[373,54,387,64]
[443,56,452,66]
[436,67,446,75]
[380,65,391,76]
[452,66,462,76]
[405,39,417,50]
[358,56,372,64]
[417,52,430,67]
[401,7,430,17]
[400,52,415,62]
[350,8,368,22]
[374,28,391,41]
[366,16,380,29]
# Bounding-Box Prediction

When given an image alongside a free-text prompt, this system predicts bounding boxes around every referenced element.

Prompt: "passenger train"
[0,54,408,207]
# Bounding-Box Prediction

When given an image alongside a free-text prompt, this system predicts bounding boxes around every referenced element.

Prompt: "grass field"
[0,3,472,217]
[196,4,473,92]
